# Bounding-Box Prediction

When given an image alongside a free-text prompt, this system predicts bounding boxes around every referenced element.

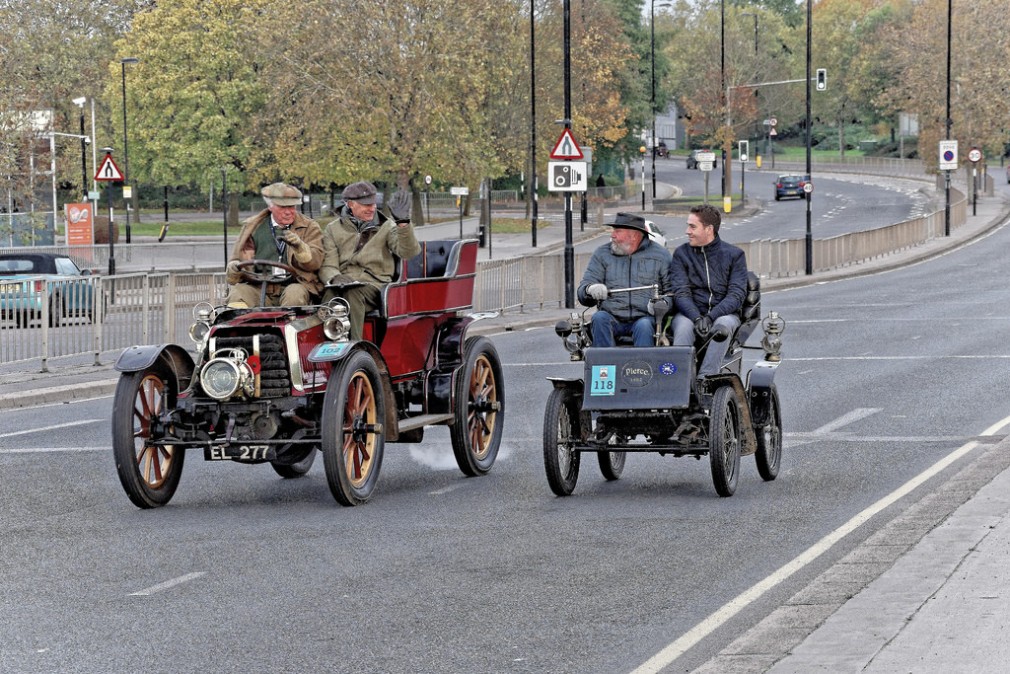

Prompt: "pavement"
[4,184,1010,673]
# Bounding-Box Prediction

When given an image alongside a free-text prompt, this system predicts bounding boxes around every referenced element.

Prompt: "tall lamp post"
[804,0,813,275]
[720,0,726,199]
[651,0,657,200]
[944,0,952,236]
[121,57,139,243]
[530,0,537,247]
[72,97,88,201]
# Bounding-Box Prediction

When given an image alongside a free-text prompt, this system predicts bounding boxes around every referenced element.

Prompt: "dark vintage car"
[0,252,101,327]
[774,174,810,201]
[112,239,505,508]
[543,276,784,497]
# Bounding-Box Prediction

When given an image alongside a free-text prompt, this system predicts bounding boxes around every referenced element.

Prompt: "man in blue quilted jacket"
[576,212,672,347]
[670,204,748,378]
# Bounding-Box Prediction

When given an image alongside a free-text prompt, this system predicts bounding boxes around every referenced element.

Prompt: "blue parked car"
[0,253,101,328]
[774,174,810,201]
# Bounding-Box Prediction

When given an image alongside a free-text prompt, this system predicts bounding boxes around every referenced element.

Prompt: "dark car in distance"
[774,174,810,201]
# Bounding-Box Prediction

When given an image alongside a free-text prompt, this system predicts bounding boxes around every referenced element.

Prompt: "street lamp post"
[720,0,726,199]
[72,97,88,201]
[651,0,657,201]
[121,57,139,244]
[530,0,538,247]
[944,0,952,236]
[804,0,813,275]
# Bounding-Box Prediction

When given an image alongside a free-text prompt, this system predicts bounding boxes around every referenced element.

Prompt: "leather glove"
[586,283,608,301]
[694,315,713,338]
[647,297,670,316]
[327,273,357,287]
[282,229,312,263]
[388,190,411,223]
[226,259,243,284]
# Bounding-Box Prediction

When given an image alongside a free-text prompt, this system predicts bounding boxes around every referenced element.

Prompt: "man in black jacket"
[670,204,748,378]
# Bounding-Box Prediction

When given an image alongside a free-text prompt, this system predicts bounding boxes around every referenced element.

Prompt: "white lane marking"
[788,355,1010,361]
[812,408,880,434]
[0,447,105,454]
[629,413,1010,674]
[0,419,103,439]
[129,572,206,596]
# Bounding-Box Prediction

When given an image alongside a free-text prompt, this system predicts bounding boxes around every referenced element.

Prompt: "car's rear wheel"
[543,387,581,496]
[597,450,626,481]
[709,385,741,497]
[321,350,385,506]
[450,336,504,476]
[112,366,185,508]
[755,385,782,481]
[271,449,316,479]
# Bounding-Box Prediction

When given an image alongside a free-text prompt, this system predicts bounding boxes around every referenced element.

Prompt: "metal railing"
[0,177,977,374]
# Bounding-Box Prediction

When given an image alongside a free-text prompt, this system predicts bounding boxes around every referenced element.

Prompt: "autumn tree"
[108,0,271,203]
[877,0,1010,169]
[0,0,140,211]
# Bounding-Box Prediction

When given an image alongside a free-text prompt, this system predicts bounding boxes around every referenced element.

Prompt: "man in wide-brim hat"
[576,211,672,347]
[224,182,324,308]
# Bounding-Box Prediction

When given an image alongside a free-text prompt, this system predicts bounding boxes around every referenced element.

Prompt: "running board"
[397,413,456,433]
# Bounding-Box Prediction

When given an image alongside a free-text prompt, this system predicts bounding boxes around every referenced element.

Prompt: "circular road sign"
[968,148,982,163]
[802,182,813,194]
[424,174,432,185]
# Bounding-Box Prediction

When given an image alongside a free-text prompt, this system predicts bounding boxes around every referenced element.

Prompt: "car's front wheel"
[112,366,185,508]
[543,387,581,496]
[709,385,741,497]
[755,385,782,481]
[321,350,385,506]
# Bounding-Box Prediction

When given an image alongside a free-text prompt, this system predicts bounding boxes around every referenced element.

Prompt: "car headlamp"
[320,299,351,341]
[189,302,215,344]
[189,320,211,344]
[761,311,786,362]
[199,348,255,400]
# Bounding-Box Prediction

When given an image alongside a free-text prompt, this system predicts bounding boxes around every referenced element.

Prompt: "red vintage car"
[111,239,504,507]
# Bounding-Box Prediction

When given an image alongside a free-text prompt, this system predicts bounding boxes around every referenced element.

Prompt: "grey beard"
[610,241,633,256]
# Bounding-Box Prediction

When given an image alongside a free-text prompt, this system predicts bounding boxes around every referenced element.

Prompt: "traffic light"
[738,140,749,163]
[816,68,827,92]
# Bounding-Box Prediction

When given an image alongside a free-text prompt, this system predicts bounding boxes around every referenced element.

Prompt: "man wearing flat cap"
[577,211,672,347]
[225,182,324,308]
[319,181,420,341]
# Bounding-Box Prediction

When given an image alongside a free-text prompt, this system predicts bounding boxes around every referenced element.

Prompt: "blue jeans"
[591,311,656,347]
[672,314,741,377]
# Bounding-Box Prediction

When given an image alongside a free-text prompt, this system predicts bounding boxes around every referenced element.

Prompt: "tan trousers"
[226,282,311,308]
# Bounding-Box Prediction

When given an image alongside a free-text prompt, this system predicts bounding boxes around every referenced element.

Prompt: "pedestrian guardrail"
[0,178,976,375]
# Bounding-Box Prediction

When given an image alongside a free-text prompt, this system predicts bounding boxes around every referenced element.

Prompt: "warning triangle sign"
[95,154,124,182]
[549,128,584,160]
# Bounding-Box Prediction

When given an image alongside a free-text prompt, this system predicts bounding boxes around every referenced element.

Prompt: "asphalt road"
[3,192,1010,672]
[650,157,933,244]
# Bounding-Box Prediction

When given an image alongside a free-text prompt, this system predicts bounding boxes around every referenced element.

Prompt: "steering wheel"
[235,259,298,284]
